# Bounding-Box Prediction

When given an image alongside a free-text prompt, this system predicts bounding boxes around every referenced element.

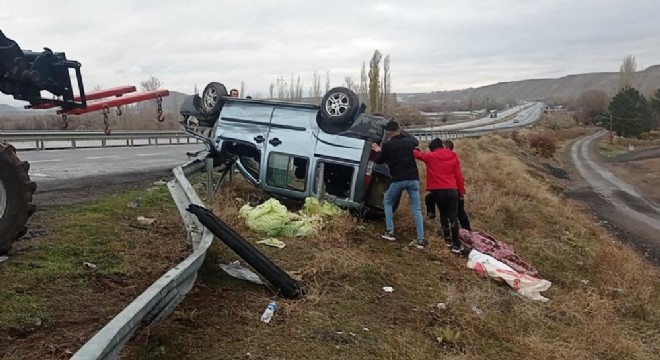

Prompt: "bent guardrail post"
[70,157,214,360]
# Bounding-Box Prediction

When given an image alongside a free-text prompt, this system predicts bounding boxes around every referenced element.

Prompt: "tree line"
[566,55,660,138]
[260,50,395,113]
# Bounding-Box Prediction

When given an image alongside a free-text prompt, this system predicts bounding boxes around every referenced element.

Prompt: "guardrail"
[0,130,201,150]
[1,103,543,152]
[71,157,215,360]
[407,120,538,141]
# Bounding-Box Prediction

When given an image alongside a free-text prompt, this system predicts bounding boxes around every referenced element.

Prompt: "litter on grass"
[137,216,156,226]
[219,260,265,285]
[256,238,286,249]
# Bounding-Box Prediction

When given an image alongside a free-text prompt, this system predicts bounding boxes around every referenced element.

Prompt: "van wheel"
[196,82,228,114]
[317,87,360,134]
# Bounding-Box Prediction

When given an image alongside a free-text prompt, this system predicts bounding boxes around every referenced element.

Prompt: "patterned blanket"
[459,229,539,278]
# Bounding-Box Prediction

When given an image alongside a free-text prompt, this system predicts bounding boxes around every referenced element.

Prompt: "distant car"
[489,110,498,118]
[513,119,520,123]
[178,82,416,215]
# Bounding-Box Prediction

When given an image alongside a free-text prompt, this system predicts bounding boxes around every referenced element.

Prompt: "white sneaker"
[380,231,396,241]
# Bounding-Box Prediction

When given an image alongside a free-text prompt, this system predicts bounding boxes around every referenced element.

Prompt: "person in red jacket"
[414,138,466,253]
[427,140,472,231]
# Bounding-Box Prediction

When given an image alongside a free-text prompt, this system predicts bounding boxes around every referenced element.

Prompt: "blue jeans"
[384,179,424,242]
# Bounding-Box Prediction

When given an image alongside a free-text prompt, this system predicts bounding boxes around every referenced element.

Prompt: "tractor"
[0,29,169,254]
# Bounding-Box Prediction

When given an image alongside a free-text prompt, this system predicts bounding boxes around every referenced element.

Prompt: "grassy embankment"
[118,111,660,359]
[0,185,188,360]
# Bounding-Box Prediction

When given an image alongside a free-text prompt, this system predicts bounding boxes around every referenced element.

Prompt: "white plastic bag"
[219,260,265,285]
[466,250,552,302]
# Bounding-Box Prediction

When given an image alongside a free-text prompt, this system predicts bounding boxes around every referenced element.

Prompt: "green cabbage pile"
[238,198,345,237]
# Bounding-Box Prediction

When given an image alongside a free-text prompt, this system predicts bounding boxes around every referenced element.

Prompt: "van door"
[214,101,274,185]
[261,107,316,199]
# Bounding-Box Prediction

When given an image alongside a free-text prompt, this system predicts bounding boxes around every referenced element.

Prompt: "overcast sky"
[1,0,659,105]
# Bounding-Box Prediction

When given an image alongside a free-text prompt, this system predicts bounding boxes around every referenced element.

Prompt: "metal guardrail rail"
[0,130,201,150]
[1,103,542,151]
[70,157,214,360]
[66,104,544,359]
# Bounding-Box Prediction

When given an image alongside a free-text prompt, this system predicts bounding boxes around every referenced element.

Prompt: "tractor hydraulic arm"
[0,28,169,134]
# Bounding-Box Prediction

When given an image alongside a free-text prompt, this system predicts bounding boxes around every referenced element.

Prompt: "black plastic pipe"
[186,204,304,299]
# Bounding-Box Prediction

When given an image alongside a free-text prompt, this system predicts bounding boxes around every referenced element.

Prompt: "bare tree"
[575,89,609,124]
[276,76,287,99]
[140,75,162,92]
[344,76,356,92]
[295,75,303,101]
[289,73,295,101]
[368,49,382,113]
[382,54,391,113]
[240,81,246,98]
[269,83,275,99]
[325,70,330,93]
[359,61,368,104]
[310,70,322,100]
[619,55,637,89]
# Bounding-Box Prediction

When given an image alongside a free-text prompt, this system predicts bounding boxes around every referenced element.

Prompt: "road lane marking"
[136,153,168,157]
[86,156,120,160]
[28,159,63,163]
[30,173,51,177]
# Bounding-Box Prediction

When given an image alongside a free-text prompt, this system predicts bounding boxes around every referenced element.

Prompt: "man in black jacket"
[371,121,426,249]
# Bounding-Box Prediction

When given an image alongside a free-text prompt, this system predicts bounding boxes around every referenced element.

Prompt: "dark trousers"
[457,198,471,231]
[428,189,460,247]
[426,193,471,231]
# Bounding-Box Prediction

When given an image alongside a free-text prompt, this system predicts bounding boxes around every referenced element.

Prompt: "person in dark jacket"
[371,120,426,249]
[426,140,472,231]
[414,138,466,253]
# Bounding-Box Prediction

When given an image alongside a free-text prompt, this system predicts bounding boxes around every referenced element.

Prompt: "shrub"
[528,132,557,157]
[510,130,527,146]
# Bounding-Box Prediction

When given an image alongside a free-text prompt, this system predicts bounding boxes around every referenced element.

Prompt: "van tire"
[317,87,360,134]
[196,82,228,115]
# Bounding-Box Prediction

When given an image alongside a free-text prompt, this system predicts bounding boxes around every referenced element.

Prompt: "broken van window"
[266,153,308,192]
[316,162,354,198]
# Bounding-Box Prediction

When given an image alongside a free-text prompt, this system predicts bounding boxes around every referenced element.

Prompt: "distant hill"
[0,103,25,114]
[400,65,660,104]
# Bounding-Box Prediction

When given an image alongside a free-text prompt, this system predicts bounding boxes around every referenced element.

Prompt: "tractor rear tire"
[0,143,37,255]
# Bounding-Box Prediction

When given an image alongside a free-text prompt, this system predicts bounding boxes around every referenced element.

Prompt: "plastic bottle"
[260,301,277,323]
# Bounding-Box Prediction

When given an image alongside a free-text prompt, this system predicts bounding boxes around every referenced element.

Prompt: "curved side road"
[571,130,660,247]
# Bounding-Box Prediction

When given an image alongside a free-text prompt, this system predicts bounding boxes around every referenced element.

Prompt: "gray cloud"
[1,0,659,106]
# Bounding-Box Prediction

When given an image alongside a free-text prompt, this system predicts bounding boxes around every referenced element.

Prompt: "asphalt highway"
[17,144,206,183]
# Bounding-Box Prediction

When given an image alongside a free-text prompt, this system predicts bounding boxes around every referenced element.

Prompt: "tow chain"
[60,113,69,130]
[102,105,111,135]
[156,94,165,122]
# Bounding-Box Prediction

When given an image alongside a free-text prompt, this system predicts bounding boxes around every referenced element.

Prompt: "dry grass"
[120,112,659,359]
